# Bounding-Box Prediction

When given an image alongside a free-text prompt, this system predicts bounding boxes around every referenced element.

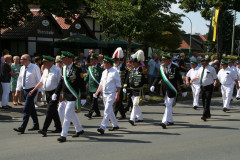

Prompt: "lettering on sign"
[37,29,54,35]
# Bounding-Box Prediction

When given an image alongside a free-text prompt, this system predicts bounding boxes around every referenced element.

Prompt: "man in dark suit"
[151,53,187,129]
[52,51,87,142]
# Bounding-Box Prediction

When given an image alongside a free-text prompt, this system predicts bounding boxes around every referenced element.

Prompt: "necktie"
[103,71,109,91]
[23,66,27,87]
[44,69,50,89]
[200,67,205,85]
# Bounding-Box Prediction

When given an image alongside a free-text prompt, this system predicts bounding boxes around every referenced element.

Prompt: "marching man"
[112,47,127,120]
[84,54,104,119]
[214,60,239,112]
[236,60,240,100]
[124,50,146,126]
[94,56,121,135]
[52,51,87,142]
[150,53,187,129]
[186,60,200,110]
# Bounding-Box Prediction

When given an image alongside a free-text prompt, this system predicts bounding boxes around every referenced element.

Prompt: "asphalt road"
[0,97,240,160]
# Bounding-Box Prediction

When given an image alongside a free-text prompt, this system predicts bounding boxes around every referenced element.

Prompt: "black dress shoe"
[92,114,101,117]
[160,123,167,129]
[13,127,25,134]
[2,106,9,109]
[51,129,62,133]
[6,105,12,108]
[201,116,207,121]
[38,130,47,137]
[118,116,126,120]
[167,122,174,126]
[193,106,198,110]
[236,97,240,100]
[128,120,136,126]
[108,126,119,131]
[223,108,227,112]
[17,102,23,105]
[136,120,143,122]
[28,126,39,131]
[72,130,84,137]
[97,128,104,134]
[227,109,230,111]
[84,114,92,119]
[57,136,66,142]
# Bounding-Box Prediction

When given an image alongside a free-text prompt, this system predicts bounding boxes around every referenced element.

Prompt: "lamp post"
[185,16,192,54]
[231,10,236,55]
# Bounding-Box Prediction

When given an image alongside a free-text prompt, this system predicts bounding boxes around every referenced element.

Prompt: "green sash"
[89,66,100,85]
[160,65,177,100]
[63,65,81,112]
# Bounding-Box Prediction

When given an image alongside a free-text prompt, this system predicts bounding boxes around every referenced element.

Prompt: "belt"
[24,88,34,91]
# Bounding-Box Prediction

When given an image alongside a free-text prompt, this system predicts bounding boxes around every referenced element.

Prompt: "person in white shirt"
[215,60,239,112]
[228,60,238,101]
[29,56,62,136]
[186,60,200,109]
[236,60,240,99]
[94,56,121,135]
[13,54,41,134]
[196,58,217,121]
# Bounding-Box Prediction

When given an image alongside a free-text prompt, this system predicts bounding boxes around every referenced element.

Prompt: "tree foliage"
[89,0,183,54]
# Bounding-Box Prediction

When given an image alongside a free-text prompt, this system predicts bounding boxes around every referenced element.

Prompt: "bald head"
[20,54,31,66]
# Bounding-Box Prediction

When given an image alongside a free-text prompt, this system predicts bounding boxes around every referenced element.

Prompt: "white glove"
[52,93,57,101]
[123,88,127,93]
[150,86,155,92]
[182,92,187,97]
[93,93,97,98]
[81,99,86,106]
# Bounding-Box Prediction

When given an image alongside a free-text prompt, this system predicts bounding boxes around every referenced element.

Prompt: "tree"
[179,0,240,59]
[89,0,183,55]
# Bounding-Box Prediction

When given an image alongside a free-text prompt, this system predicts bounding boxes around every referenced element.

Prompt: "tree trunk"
[127,37,132,58]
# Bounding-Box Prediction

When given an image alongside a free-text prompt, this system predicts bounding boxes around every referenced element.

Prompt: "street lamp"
[184,16,192,54]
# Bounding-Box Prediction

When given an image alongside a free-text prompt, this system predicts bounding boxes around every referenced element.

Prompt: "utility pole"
[231,10,236,55]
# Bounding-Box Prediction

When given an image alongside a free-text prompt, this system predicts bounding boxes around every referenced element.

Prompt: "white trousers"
[1,82,10,106]
[61,101,83,137]
[191,84,200,107]
[221,84,234,109]
[236,81,240,98]
[162,95,175,124]
[130,96,143,122]
[100,93,118,131]
[58,101,66,122]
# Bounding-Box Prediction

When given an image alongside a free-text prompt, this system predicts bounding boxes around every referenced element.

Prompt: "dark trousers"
[114,90,126,117]
[201,84,213,118]
[88,92,101,116]
[125,90,133,112]
[21,88,39,130]
[42,90,62,131]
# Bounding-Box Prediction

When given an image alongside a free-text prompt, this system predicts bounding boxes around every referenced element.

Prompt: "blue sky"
[171,4,240,35]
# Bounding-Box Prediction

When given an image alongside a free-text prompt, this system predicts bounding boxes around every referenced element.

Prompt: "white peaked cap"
[112,47,124,59]
[131,50,145,62]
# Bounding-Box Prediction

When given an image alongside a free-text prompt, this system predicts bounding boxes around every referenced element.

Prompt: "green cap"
[221,60,229,65]
[228,59,235,63]
[103,56,114,65]
[90,54,98,60]
[190,60,198,65]
[162,54,172,60]
[60,51,74,59]
[42,55,55,62]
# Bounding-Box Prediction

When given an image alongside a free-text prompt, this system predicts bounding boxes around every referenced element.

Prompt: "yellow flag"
[212,7,220,42]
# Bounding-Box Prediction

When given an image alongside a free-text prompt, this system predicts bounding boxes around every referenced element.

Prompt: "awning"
[53,34,107,48]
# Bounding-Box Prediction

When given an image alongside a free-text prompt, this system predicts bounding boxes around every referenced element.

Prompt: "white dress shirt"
[40,65,61,91]
[100,67,121,94]
[186,66,200,84]
[197,65,217,86]
[229,66,238,77]
[218,67,237,85]
[16,63,41,90]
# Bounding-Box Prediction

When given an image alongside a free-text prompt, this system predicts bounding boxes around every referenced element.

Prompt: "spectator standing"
[85,49,94,68]
[11,56,22,106]
[1,55,13,109]
[148,54,158,85]
[79,53,86,73]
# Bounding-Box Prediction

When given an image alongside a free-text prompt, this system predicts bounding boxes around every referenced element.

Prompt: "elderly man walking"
[13,54,41,134]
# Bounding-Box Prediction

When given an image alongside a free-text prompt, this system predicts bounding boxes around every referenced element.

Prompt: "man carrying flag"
[150,53,187,129]
[52,51,87,142]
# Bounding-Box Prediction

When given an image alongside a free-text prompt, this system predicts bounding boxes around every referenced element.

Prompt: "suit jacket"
[84,65,104,93]
[55,63,86,101]
[153,63,184,98]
